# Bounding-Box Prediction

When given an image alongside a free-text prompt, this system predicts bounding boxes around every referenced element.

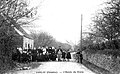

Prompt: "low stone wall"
[83,50,120,74]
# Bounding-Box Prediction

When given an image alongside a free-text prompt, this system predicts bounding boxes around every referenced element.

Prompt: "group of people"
[12,45,84,64]
[12,46,72,63]
[56,46,71,61]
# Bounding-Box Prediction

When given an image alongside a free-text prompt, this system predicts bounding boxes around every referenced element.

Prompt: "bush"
[0,56,16,73]
[83,50,120,74]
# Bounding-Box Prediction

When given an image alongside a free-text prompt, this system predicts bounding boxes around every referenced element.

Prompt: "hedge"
[83,49,120,74]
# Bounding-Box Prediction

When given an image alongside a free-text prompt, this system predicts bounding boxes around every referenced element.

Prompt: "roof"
[15,26,33,39]
[1,13,33,39]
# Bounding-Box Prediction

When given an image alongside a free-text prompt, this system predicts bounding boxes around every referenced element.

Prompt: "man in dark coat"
[31,48,38,62]
[76,51,80,63]
[79,52,83,64]
[56,46,63,54]
[37,47,44,61]
[76,51,83,64]
[37,47,43,55]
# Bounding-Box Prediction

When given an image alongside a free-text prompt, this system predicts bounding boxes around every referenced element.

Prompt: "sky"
[27,0,106,44]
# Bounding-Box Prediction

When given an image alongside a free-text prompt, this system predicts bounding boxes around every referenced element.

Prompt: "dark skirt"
[66,52,71,59]
[62,52,66,59]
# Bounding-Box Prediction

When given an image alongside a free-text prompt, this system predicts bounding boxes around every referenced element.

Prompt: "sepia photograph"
[0,0,119,74]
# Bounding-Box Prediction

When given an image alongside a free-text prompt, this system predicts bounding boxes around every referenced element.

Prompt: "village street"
[8,61,95,74]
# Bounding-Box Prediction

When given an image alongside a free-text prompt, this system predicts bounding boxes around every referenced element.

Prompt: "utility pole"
[80,14,83,51]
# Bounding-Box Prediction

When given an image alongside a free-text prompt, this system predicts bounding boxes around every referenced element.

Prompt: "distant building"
[14,26,34,50]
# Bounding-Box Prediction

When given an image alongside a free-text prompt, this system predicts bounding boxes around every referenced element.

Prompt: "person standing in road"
[76,51,80,63]
[79,51,83,64]
[66,51,71,61]
[56,46,63,61]
[76,51,83,64]
[62,51,66,61]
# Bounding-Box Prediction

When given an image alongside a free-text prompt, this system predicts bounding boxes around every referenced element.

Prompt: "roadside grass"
[82,60,113,74]
[4,62,42,74]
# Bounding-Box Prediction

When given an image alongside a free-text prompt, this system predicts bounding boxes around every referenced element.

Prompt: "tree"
[92,0,120,41]
[0,0,38,67]
[31,32,72,50]
[31,32,54,48]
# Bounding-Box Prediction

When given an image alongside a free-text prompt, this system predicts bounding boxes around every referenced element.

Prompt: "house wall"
[23,37,34,49]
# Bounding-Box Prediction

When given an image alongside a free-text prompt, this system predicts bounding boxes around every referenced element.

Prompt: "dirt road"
[8,62,95,74]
